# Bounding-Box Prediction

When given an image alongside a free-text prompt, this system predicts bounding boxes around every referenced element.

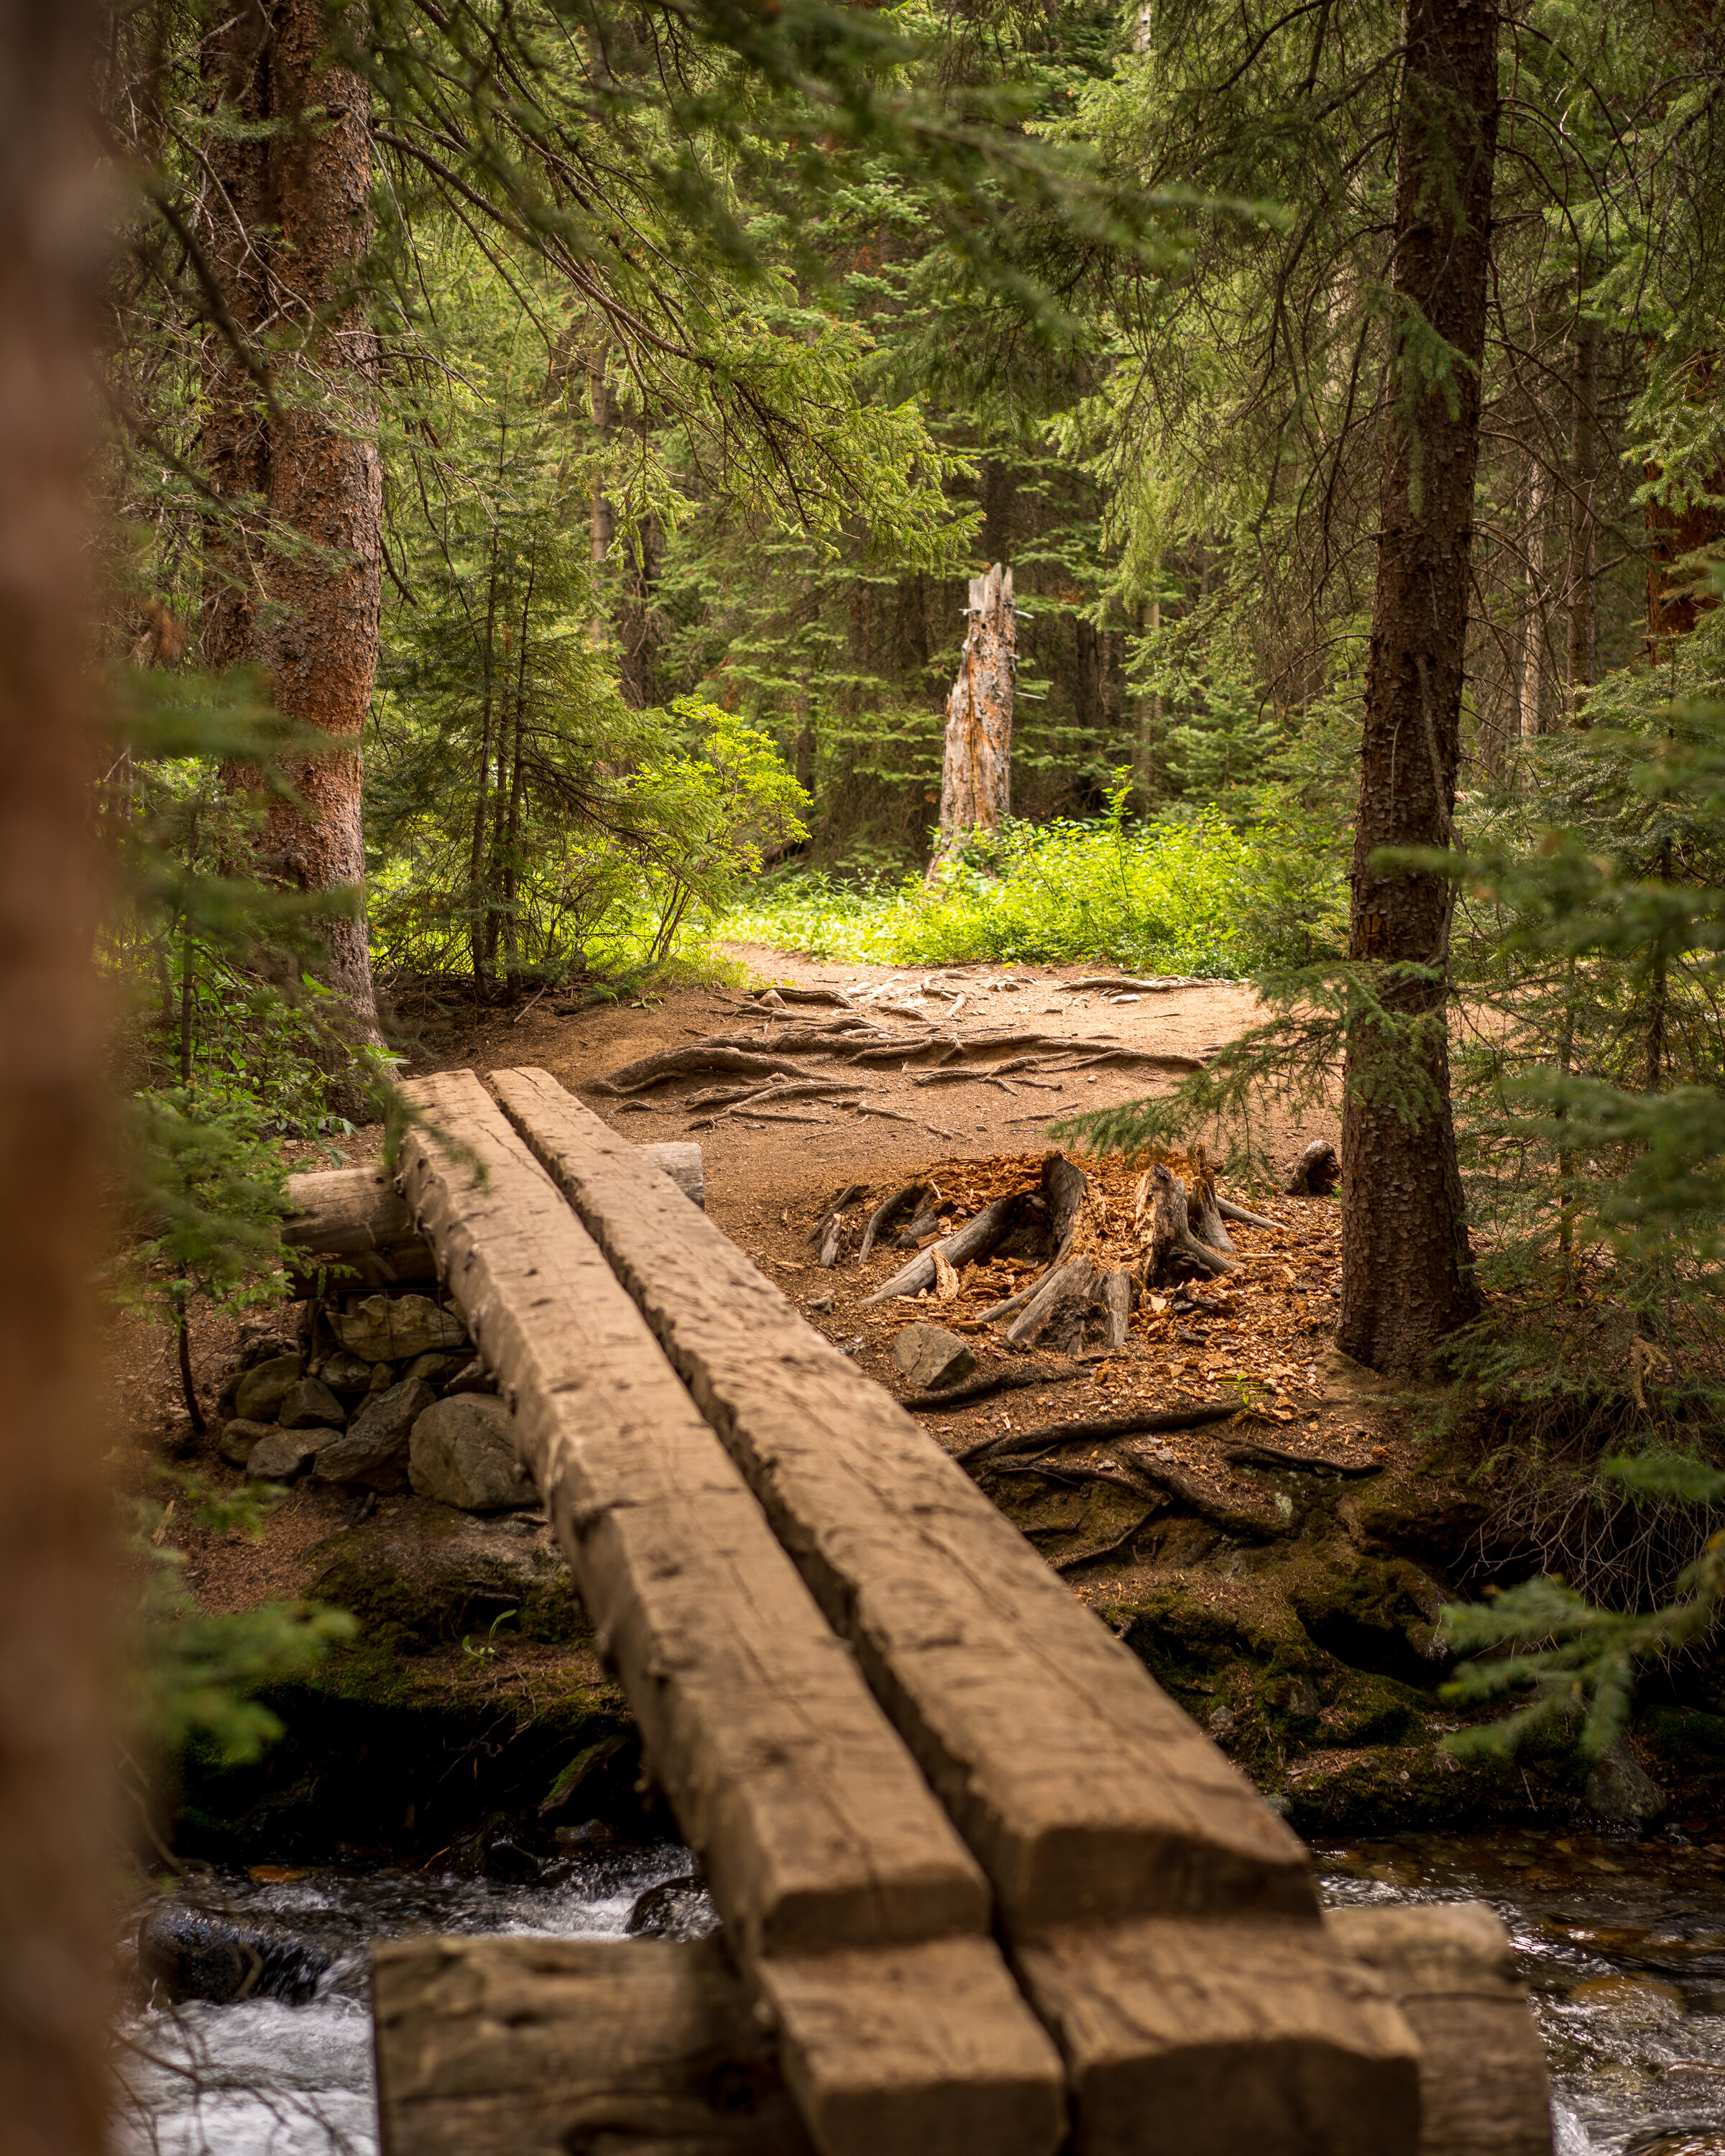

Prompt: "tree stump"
[928,563,1015,873]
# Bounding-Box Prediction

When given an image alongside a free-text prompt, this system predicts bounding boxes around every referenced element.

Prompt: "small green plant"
[461,1608,519,1662]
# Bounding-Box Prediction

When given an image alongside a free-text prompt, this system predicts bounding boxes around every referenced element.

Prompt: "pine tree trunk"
[929,561,1015,873]
[1338,0,1495,1376]
[1519,459,1548,742]
[200,0,384,1046]
[1566,317,1598,722]
[0,4,115,2147]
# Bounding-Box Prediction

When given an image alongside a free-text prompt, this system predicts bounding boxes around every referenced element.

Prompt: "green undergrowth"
[723,801,1315,975]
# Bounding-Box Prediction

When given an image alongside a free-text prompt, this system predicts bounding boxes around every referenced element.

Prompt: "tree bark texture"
[201,0,383,1040]
[929,562,1014,870]
[0,4,114,2150]
[1339,0,1494,1376]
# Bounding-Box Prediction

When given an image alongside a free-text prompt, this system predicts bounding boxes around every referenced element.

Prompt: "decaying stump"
[1185,1143,1236,1254]
[1284,1138,1340,1196]
[1134,1163,1238,1284]
[1006,1254,1101,1350]
[864,1194,1019,1303]
[928,561,1016,875]
[858,1183,933,1263]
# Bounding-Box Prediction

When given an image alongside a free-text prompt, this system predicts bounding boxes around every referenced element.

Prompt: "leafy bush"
[724,783,1305,976]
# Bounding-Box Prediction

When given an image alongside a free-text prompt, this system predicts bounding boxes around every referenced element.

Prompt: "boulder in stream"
[138,1901,330,2007]
[625,1874,721,1942]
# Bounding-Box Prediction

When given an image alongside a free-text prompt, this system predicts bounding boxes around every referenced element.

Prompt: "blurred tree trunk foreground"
[0,2,114,2152]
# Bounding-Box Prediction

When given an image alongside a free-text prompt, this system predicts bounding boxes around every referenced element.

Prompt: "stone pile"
[217,1292,534,1512]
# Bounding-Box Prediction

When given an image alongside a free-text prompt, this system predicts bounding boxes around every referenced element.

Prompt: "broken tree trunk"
[1136,1164,1238,1283]
[928,563,1015,877]
[1186,1144,1235,1254]
[1006,1256,1102,1352]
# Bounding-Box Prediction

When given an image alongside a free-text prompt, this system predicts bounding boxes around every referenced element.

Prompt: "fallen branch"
[865,1194,1019,1303]
[1215,1197,1283,1233]
[1059,976,1204,993]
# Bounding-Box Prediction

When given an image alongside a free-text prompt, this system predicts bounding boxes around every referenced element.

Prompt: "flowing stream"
[117,1827,1725,2156]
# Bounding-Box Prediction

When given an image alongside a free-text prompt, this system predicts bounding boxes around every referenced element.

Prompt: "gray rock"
[364,1360,397,1394]
[218,1418,275,1467]
[444,1359,495,1396]
[312,1376,436,1487]
[245,1428,323,1482]
[1586,1742,1667,1825]
[277,1376,347,1431]
[317,1350,374,1397]
[233,1353,303,1423]
[410,1395,535,1511]
[331,1292,468,1363]
[638,1141,705,1212]
[405,1350,469,1388]
[890,1322,977,1391]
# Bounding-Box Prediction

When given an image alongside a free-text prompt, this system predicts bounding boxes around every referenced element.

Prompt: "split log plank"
[494,1068,1316,1940]
[1323,1903,1552,2156]
[373,1935,812,2156]
[396,1074,1064,2156]
[1013,1917,1421,2156]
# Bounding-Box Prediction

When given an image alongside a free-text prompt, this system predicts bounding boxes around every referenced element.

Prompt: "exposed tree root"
[898,1363,1091,1413]
[957,1403,1238,1465]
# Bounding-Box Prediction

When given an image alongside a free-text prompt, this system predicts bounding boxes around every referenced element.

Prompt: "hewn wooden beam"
[395,1072,1065,2156]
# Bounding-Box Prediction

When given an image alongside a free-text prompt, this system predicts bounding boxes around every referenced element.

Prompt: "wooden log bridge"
[367,1068,1552,2156]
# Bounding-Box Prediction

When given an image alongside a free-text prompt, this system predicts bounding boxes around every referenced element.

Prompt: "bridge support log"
[395,1072,1066,2156]
[374,1906,1547,2156]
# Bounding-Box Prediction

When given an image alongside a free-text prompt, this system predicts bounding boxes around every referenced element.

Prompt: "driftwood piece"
[862,1196,1020,1304]
[398,1077,1062,2153]
[373,1935,814,2156]
[1214,1195,1282,1233]
[1322,1902,1552,2156]
[495,1068,1318,1938]
[1005,1255,1100,1350]
[1284,1138,1340,1196]
[958,1404,1237,1468]
[857,1184,930,1265]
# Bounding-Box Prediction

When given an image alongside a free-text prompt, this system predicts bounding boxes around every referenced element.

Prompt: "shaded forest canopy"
[89,0,1725,1747]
